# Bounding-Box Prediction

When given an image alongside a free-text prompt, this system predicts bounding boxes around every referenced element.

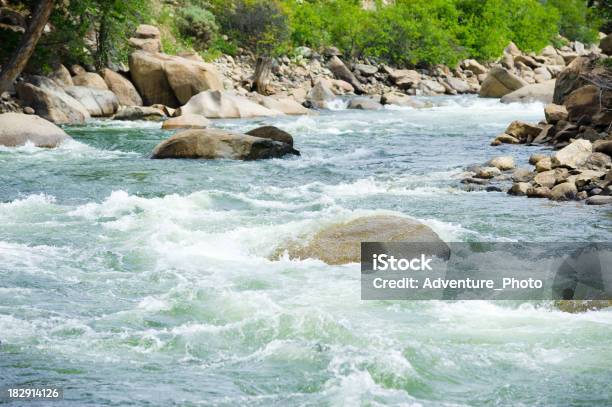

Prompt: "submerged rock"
[114,106,166,121]
[151,128,299,160]
[0,112,71,147]
[272,215,448,265]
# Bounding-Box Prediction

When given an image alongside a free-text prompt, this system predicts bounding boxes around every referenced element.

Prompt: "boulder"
[534,67,552,83]
[565,85,609,123]
[533,170,557,188]
[128,51,223,107]
[504,121,543,142]
[327,56,364,94]
[479,67,527,98]
[487,156,515,171]
[16,76,90,124]
[508,182,530,196]
[600,33,612,55]
[129,24,162,53]
[380,92,426,108]
[272,215,447,265]
[101,68,142,106]
[389,69,421,89]
[47,64,73,88]
[550,182,578,201]
[72,72,109,91]
[529,153,548,165]
[491,134,520,145]
[347,97,383,110]
[536,157,553,172]
[180,90,280,119]
[0,113,71,148]
[354,64,378,77]
[246,126,294,146]
[161,114,210,129]
[418,79,446,95]
[65,86,119,117]
[445,77,471,94]
[584,152,612,171]
[526,186,552,199]
[593,140,612,156]
[305,81,336,109]
[114,106,165,121]
[462,59,487,75]
[476,166,502,179]
[256,96,311,115]
[544,104,568,124]
[512,168,534,182]
[553,55,599,105]
[586,195,612,205]
[151,128,299,160]
[500,80,555,104]
[552,139,592,169]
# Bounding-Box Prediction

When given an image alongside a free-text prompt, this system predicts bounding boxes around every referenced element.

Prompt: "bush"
[210,0,290,56]
[547,0,601,44]
[177,5,218,49]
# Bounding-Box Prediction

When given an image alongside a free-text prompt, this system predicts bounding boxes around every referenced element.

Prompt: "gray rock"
[0,112,71,148]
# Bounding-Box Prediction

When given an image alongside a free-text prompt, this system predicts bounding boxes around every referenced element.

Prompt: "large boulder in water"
[151,128,299,160]
[273,215,447,265]
[114,105,165,121]
[305,81,336,109]
[64,86,119,117]
[254,95,312,115]
[129,51,223,107]
[479,67,527,98]
[500,80,555,104]
[246,126,294,146]
[0,113,71,147]
[180,90,280,119]
[16,76,90,124]
[101,68,142,106]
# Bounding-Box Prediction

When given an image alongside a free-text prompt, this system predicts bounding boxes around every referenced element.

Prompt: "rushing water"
[1,96,611,406]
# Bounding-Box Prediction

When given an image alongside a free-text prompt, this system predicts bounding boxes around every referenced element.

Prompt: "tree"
[0,0,54,93]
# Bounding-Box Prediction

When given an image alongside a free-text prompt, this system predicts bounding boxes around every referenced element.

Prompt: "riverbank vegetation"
[0,0,609,77]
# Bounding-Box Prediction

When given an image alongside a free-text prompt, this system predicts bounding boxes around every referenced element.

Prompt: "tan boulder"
[327,56,364,94]
[536,157,552,172]
[101,68,142,106]
[544,104,568,124]
[487,156,515,171]
[550,182,578,201]
[500,80,555,104]
[479,67,527,98]
[272,215,447,265]
[256,96,311,115]
[504,121,542,142]
[0,112,71,147]
[565,85,609,123]
[16,76,90,124]
[380,92,427,108]
[246,126,294,146]
[389,69,421,89]
[161,114,210,130]
[151,128,299,160]
[508,182,530,196]
[64,86,119,117]
[180,90,280,119]
[552,139,592,169]
[305,81,336,109]
[129,24,162,53]
[72,72,108,91]
[114,106,165,121]
[47,64,73,88]
[128,51,223,108]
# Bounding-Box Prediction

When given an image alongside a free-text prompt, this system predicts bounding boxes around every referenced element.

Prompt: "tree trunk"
[0,0,54,93]
[252,56,272,95]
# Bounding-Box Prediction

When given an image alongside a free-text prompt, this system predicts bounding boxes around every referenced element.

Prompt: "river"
[1,96,611,406]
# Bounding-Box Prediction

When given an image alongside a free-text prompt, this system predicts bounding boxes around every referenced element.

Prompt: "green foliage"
[208,0,290,56]
[547,0,600,44]
[177,5,218,49]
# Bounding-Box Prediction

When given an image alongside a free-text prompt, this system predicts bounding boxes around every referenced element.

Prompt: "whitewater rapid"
[1,96,611,406]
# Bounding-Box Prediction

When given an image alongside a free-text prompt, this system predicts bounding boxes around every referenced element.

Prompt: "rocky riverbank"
[463,52,612,205]
[1,23,609,127]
